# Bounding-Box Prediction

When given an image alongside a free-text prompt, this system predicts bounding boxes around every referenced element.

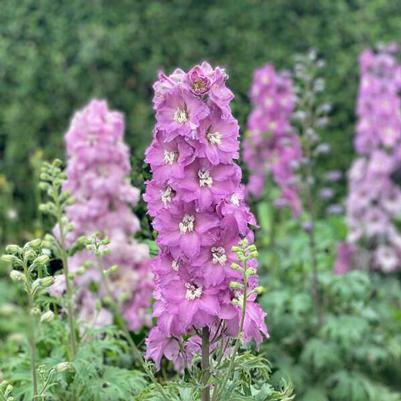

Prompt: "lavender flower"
[144,62,268,370]
[57,99,153,330]
[343,45,401,273]
[243,64,302,216]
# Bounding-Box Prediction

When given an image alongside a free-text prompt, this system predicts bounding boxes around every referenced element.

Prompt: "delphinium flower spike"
[144,63,268,397]
[340,44,401,273]
[243,64,302,216]
[53,100,153,331]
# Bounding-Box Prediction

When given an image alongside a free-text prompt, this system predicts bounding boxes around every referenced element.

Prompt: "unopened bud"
[9,270,25,282]
[229,281,243,289]
[255,286,265,295]
[33,255,49,266]
[40,277,55,288]
[239,238,248,247]
[108,265,119,274]
[55,362,73,373]
[245,268,257,277]
[24,249,36,261]
[5,245,21,254]
[230,263,242,271]
[76,267,86,276]
[1,255,16,265]
[40,310,55,323]
[29,239,42,249]
[31,307,41,316]
[246,245,257,252]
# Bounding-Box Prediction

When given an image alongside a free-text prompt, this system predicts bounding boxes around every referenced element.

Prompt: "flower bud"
[29,239,42,249]
[40,276,55,288]
[40,310,55,323]
[245,268,257,277]
[254,286,265,295]
[23,249,36,261]
[9,270,25,282]
[55,362,73,373]
[230,263,242,271]
[5,245,21,254]
[108,265,119,274]
[33,255,49,266]
[229,281,243,289]
[31,307,41,316]
[1,255,17,265]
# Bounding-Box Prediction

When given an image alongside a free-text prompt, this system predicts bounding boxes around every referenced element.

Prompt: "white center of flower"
[384,127,396,138]
[171,259,179,271]
[268,121,277,131]
[198,169,213,187]
[211,247,227,265]
[163,150,177,165]
[231,194,240,206]
[264,97,273,107]
[185,283,203,301]
[207,131,222,145]
[161,186,174,205]
[179,214,195,233]
[174,108,188,124]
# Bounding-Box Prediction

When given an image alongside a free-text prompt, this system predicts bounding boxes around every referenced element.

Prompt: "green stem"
[300,80,324,327]
[24,263,38,400]
[95,257,170,401]
[212,261,248,401]
[57,208,78,359]
[201,327,211,401]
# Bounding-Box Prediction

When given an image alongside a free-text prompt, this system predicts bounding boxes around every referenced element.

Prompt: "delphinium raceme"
[339,44,401,273]
[1,231,72,400]
[243,64,302,216]
[54,99,153,330]
[144,62,268,401]
[292,50,331,326]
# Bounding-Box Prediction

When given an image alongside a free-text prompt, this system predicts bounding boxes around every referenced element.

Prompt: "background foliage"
[1,0,401,228]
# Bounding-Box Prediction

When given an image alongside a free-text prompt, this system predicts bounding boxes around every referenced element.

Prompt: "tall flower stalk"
[341,44,401,273]
[39,160,78,359]
[244,64,302,217]
[1,240,55,400]
[53,100,152,332]
[144,62,268,399]
[292,50,331,326]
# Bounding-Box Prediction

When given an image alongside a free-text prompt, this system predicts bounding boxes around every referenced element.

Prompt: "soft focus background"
[1,0,401,235]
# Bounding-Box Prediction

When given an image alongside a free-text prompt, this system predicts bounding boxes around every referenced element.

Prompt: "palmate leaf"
[74,365,146,401]
[327,371,401,401]
[300,339,341,371]
[301,386,329,401]
[327,271,371,307]
[321,314,369,350]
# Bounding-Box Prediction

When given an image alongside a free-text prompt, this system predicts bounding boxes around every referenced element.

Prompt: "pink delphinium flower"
[342,45,401,273]
[144,63,268,370]
[243,64,302,216]
[58,99,153,330]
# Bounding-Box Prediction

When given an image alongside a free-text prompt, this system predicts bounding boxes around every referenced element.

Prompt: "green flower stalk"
[1,240,53,400]
[38,160,78,359]
[293,50,330,327]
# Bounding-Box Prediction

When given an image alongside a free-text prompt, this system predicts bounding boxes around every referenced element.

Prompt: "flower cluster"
[59,99,153,330]
[343,45,401,273]
[144,62,268,370]
[243,64,302,216]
